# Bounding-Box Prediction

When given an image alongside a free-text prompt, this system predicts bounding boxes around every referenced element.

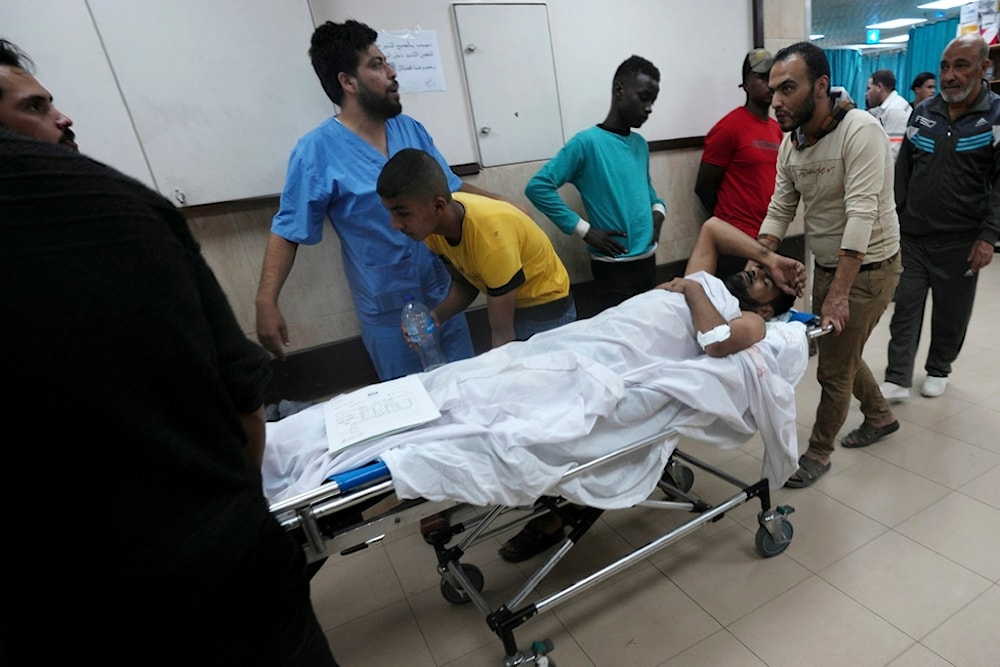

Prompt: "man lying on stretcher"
[497,216,806,561]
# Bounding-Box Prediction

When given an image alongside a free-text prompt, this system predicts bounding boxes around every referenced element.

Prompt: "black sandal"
[498,522,565,562]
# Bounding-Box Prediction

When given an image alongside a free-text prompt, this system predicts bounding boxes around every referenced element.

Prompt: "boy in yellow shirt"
[378,148,575,349]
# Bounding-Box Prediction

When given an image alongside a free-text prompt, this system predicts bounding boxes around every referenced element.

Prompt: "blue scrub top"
[272,115,463,328]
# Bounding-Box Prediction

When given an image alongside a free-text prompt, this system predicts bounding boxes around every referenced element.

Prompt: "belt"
[814,252,898,274]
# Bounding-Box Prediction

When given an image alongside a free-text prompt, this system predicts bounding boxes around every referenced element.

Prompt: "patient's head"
[725,263,795,319]
[377,148,453,242]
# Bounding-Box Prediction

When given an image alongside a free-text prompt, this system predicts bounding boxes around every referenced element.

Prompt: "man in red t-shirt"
[695,48,783,279]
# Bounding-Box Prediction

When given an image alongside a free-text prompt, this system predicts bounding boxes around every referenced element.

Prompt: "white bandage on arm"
[696,324,732,350]
[573,218,591,238]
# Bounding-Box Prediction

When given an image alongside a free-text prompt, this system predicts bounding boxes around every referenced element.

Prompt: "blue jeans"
[514,298,577,341]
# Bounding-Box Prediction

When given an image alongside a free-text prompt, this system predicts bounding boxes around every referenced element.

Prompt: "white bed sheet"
[263,272,809,509]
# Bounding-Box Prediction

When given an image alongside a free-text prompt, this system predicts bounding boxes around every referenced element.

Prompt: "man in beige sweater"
[756,42,901,487]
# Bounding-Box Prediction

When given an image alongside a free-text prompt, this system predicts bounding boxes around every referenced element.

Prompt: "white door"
[453,3,565,167]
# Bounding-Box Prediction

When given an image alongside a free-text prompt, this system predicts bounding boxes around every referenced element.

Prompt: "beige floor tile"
[658,629,766,667]
[895,492,1000,581]
[733,486,888,572]
[869,426,1000,489]
[439,612,594,667]
[519,517,658,597]
[729,577,914,667]
[309,544,405,630]
[930,404,1000,455]
[819,531,991,639]
[601,501,736,552]
[651,523,812,626]
[817,456,951,527]
[974,387,1000,412]
[958,464,1000,511]
[324,599,436,667]
[554,566,721,667]
[921,586,1000,667]
[384,526,504,597]
[408,558,532,665]
[887,643,956,666]
[884,393,974,430]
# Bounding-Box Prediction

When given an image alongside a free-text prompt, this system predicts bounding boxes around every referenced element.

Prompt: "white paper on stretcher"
[262,272,809,509]
[322,374,440,453]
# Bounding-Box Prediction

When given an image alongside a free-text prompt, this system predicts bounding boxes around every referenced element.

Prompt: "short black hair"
[0,39,31,70]
[910,71,935,90]
[309,20,377,106]
[613,55,660,85]
[870,69,896,91]
[0,39,33,101]
[725,271,796,318]
[773,42,830,85]
[376,148,451,202]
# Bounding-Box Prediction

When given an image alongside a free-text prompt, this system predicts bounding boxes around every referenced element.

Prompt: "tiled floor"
[310,267,1000,666]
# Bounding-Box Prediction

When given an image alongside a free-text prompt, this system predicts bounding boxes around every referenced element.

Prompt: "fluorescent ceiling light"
[880,34,911,43]
[866,18,927,29]
[832,43,903,50]
[810,34,825,39]
[917,1,971,9]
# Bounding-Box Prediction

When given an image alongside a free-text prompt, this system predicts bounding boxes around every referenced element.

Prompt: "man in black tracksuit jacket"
[881,34,1000,402]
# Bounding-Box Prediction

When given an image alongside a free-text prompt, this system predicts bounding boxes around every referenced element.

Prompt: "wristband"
[696,324,731,350]
[573,219,591,238]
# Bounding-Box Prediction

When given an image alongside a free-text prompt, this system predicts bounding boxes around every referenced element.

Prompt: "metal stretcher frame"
[270,321,832,667]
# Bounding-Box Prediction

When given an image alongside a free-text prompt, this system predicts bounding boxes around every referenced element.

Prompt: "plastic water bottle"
[401,296,447,371]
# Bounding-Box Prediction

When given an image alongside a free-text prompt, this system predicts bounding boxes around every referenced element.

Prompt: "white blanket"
[263,272,809,509]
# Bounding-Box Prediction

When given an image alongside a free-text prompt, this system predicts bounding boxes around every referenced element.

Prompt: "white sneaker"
[880,381,910,403]
[921,376,949,398]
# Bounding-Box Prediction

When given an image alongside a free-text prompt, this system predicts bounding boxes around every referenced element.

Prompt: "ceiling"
[810,0,965,48]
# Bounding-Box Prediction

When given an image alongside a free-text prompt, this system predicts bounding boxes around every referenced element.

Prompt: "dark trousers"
[885,236,978,387]
[590,255,656,312]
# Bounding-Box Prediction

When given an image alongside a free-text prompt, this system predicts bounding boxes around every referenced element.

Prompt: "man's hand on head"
[765,254,807,298]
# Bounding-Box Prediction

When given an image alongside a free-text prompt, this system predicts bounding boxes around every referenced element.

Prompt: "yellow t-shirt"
[424,192,570,308]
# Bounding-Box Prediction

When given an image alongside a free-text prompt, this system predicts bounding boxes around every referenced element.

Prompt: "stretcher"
[266,282,830,666]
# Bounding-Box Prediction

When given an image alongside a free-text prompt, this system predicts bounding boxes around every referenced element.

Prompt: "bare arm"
[658,277,766,357]
[458,182,531,216]
[430,265,479,327]
[240,404,267,469]
[821,255,861,335]
[255,233,299,360]
[690,217,805,296]
[486,291,518,348]
[694,161,725,214]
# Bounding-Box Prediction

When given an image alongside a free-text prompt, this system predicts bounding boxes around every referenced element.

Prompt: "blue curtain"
[824,16,959,107]
[826,48,867,105]
[903,17,959,103]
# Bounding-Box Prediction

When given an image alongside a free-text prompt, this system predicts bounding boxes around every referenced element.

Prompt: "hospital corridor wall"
[1,0,808,397]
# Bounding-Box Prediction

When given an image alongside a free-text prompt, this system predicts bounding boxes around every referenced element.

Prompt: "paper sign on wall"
[378,29,447,93]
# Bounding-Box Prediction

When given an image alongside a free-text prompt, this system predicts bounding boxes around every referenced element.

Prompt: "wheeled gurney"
[265,280,830,666]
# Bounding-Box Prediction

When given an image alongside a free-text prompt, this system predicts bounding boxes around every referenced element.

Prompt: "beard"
[725,270,759,310]
[779,83,817,132]
[357,79,403,120]
[940,79,978,104]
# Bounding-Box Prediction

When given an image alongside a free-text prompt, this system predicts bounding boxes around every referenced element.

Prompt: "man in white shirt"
[865,69,912,161]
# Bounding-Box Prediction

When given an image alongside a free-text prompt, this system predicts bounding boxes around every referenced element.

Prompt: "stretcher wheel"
[440,563,484,604]
[755,520,793,557]
[661,464,695,493]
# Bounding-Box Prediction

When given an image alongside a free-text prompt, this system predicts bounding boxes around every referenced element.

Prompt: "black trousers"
[885,235,979,387]
[590,255,656,312]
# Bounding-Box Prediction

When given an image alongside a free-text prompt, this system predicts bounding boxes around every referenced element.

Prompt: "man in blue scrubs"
[257,20,503,380]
